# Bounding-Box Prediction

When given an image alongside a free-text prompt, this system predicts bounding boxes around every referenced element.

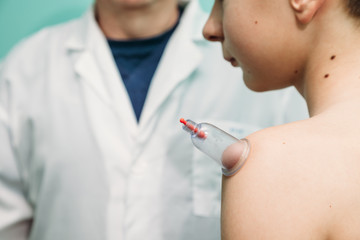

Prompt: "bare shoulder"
[221,118,360,240]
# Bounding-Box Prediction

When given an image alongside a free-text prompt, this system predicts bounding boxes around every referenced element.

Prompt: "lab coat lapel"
[69,9,138,132]
[66,10,137,175]
[72,13,141,236]
[139,25,202,127]
[67,10,113,108]
[74,52,112,107]
[90,18,139,132]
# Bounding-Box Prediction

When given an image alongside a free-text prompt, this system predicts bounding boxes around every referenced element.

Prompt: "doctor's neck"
[95,0,179,40]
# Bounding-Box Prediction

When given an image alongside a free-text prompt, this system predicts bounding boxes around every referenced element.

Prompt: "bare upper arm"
[221,123,334,240]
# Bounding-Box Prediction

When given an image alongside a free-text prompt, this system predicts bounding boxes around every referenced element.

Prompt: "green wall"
[199,0,214,13]
[0,0,94,59]
[0,0,214,59]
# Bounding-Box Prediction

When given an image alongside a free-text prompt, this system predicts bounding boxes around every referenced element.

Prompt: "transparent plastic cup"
[180,118,250,176]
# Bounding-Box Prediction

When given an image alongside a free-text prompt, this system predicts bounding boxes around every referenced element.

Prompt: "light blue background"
[0,0,94,59]
[0,0,214,59]
[199,0,214,13]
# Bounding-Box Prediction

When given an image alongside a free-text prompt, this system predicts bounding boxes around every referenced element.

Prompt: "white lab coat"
[0,1,308,239]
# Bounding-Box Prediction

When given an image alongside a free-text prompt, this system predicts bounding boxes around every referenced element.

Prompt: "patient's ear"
[290,0,326,24]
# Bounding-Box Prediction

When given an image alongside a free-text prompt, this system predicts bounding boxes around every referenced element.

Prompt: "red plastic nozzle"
[180,118,206,139]
[180,118,187,125]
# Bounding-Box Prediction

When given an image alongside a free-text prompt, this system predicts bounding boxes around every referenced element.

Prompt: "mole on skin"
[323,56,335,78]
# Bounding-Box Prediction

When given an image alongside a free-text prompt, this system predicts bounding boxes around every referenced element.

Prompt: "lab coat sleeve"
[0,66,33,239]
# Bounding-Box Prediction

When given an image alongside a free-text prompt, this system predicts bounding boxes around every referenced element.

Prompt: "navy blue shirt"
[108,17,180,122]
